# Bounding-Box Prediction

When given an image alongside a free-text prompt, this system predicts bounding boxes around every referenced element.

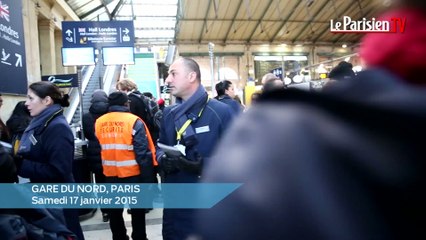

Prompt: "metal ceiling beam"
[174,0,183,43]
[154,18,329,23]
[111,0,125,18]
[247,0,274,43]
[175,39,338,46]
[80,4,104,19]
[198,0,213,43]
[223,0,244,43]
[75,1,95,13]
[269,0,302,42]
[332,5,376,44]
[291,0,330,43]
[312,1,356,43]
[100,0,112,20]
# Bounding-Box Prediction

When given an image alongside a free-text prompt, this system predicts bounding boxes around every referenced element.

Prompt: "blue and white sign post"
[61,21,135,48]
[0,0,27,94]
[61,20,135,140]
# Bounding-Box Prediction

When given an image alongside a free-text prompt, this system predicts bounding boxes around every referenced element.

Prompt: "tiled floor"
[81,208,163,240]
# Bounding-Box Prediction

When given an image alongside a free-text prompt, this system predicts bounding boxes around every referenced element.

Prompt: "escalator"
[66,59,122,218]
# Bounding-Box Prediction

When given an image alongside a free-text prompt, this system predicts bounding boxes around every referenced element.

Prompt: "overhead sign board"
[61,47,96,66]
[0,0,27,94]
[102,46,135,65]
[42,73,79,88]
[62,21,135,48]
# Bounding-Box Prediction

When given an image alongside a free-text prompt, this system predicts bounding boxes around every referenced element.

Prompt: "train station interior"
[0,0,405,239]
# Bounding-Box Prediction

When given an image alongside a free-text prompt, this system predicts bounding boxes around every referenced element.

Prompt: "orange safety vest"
[95,112,157,178]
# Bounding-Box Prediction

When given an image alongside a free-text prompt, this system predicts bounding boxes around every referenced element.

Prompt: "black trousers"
[108,208,146,240]
[63,208,85,240]
[94,172,109,215]
[106,175,146,240]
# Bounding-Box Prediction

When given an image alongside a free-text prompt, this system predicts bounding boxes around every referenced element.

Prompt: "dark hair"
[29,81,70,107]
[11,101,30,116]
[181,58,201,82]
[328,61,355,81]
[6,101,32,135]
[215,80,232,96]
[251,92,261,102]
[143,92,153,99]
[263,79,284,92]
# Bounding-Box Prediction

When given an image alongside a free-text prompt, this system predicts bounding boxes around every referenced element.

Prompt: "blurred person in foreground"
[157,57,233,240]
[197,1,426,239]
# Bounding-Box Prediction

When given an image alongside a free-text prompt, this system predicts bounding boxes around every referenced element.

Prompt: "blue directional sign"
[62,21,135,48]
[0,0,28,94]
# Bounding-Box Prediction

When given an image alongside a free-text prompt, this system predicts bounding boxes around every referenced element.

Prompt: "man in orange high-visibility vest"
[95,91,157,240]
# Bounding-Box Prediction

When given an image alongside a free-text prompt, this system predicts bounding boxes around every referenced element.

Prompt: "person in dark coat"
[0,93,11,143]
[16,81,85,240]
[116,79,149,121]
[157,57,234,240]
[95,91,156,240]
[1,144,76,239]
[82,89,109,222]
[328,61,355,81]
[6,101,32,155]
[0,143,17,183]
[214,80,242,114]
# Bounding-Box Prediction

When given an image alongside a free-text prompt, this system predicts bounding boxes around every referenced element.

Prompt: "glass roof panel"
[132,5,177,17]
[135,29,175,39]
[114,0,179,44]
[134,17,176,29]
[132,0,178,4]
[107,0,121,12]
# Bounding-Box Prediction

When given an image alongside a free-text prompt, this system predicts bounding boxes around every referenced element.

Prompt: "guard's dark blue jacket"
[157,87,234,240]
[158,98,234,183]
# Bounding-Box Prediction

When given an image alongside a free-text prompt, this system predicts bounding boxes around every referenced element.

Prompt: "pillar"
[55,30,67,74]
[38,19,56,75]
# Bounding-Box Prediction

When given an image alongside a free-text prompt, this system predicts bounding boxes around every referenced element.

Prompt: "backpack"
[129,93,159,132]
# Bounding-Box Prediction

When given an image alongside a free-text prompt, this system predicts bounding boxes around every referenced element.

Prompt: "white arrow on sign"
[123,28,130,35]
[15,53,22,67]
[66,29,73,36]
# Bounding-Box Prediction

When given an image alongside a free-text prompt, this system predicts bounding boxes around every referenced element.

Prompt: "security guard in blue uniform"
[157,57,234,240]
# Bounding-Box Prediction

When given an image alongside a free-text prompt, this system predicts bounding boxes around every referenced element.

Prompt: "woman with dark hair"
[16,81,85,240]
[215,80,242,114]
[6,101,32,155]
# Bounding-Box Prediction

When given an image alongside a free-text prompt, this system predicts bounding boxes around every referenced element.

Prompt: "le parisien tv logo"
[330,16,406,33]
